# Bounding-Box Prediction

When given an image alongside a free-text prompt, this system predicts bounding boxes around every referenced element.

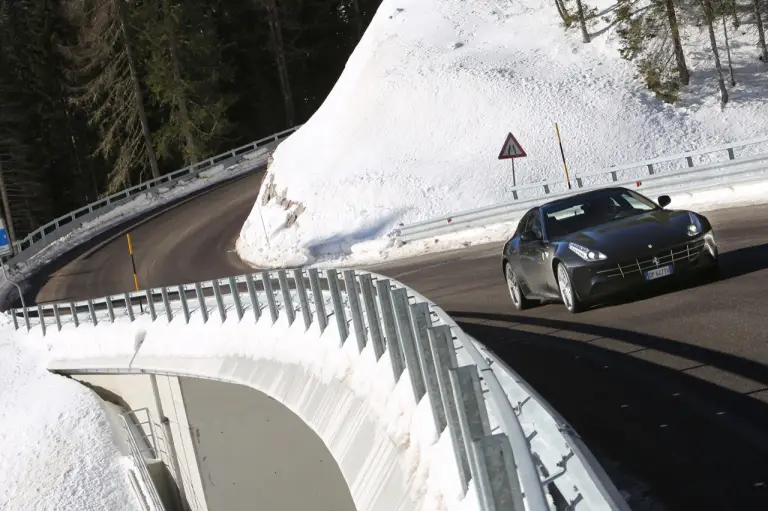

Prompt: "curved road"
[33,170,768,510]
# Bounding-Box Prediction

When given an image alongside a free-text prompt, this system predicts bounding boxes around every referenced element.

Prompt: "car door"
[518,210,549,295]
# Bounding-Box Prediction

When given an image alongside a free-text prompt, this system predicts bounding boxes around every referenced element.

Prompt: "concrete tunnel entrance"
[177,377,356,510]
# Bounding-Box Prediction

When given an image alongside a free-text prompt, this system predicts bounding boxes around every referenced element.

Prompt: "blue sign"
[0,220,12,257]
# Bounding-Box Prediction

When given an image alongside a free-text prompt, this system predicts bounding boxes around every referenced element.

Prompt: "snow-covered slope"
[0,318,139,511]
[237,0,768,267]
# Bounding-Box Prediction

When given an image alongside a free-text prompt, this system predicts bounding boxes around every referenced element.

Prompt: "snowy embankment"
[0,316,141,511]
[236,0,768,269]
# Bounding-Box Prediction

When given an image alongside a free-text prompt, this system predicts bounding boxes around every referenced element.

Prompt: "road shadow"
[448,311,768,510]
[302,210,407,264]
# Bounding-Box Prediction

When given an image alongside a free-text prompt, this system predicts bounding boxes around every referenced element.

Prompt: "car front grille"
[596,238,706,279]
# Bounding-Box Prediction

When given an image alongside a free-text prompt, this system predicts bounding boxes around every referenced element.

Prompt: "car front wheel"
[556,262,584,314]
[505,263,532,310]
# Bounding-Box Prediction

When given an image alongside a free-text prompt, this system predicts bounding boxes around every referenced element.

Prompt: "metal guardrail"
[120,409,166,511]
[1,125,302,266]
[11,268,629,511]
[391,134,768,242]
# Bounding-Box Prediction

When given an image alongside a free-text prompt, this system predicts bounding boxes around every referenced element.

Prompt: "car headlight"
[687,212,702,236]
[568,242,607,262]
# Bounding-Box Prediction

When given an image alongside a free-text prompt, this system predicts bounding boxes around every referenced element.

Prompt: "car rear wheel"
[505,263,532,310]
[556,262,584,314]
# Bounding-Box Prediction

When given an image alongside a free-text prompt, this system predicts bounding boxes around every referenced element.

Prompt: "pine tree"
[701,0,729,105]
[140,0,234,165]
[60,0,161,193]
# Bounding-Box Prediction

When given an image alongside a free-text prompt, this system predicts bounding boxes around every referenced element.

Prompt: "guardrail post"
[543,184,551,194]
[728,147,735,160]
[106,296,115,323]
[449,365,493,497]
[37,304,46,335]
[473,434,526,511]
[229,277,244,321]
[261,271,279,324]
[245,274,262,322]
[194,282,207,323]
[376,279,405,380]
[391,288,426,401]
[610,171,617,182]
[124,293,135,322]
[308,269,327,333]
[178,285,190,323]
[343,270,366,352]
[87,299,97,325]
[146,289,157,321]
[326,270,348,343]
[212,279,226,322]
[686,156,694,167]
[22,305,30,331]
[576,177,584,188]
[359,274,385,360]
[277,271,294,326]
[70,302,79,327]
[292,270,312,330]
[53,303,62,331]
[428,324,471,491]
[161,287,173,323]
[411,302,448,432]
[647,163,655,175]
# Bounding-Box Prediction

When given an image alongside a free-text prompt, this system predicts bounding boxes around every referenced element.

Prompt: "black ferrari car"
[501,186,719,313]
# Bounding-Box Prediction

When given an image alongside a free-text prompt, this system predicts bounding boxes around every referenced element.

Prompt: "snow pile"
[0,316,140,510]
[237,0,768,268]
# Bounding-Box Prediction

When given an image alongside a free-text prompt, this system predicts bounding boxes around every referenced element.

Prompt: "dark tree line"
[0,0,380,243]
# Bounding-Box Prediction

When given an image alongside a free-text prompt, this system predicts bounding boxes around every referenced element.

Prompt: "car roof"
[538,186,632,211]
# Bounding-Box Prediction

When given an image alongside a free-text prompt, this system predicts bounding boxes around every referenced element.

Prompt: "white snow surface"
[237,0,768,268]
[0,316,140,511]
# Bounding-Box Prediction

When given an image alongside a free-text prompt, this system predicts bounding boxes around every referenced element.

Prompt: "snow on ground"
[236,0,768,269]
[0,316,140,511]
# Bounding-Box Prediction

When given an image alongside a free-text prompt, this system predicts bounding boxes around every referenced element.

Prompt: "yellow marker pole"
[127,233,143,313]
[555,122,572,190]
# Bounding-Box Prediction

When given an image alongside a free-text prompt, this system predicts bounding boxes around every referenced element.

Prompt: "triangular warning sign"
[498,132,527,159]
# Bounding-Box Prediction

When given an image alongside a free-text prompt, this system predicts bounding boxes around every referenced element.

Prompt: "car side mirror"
[520,230,540,242]
[658,195,671,208]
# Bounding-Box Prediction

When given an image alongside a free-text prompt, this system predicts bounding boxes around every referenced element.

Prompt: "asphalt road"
[30,172,768,510]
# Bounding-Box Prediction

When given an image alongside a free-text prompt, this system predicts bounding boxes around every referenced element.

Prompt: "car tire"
[505,263,533,310]
[555,261,584,314]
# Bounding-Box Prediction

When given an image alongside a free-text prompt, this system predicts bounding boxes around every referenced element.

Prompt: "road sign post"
[498,132,527,188]
[554,122,572,190]
[0,218,26,314]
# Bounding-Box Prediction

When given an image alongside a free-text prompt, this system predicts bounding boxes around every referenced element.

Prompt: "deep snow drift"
[237,0,768,268]
[0,317,140,511]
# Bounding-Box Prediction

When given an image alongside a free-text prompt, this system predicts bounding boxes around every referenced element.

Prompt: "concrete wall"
[51,353,430,511]
[74,373,208,511]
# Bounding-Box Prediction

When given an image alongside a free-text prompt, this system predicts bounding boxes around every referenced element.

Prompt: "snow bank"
[0,316,139,511]
[237,0,768,268]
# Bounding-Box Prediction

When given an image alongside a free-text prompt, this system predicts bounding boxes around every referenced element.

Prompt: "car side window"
[529,212,543,238]
[516,212,532,237]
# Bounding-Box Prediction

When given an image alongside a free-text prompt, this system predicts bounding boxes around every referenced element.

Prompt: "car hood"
[562,209,696,259]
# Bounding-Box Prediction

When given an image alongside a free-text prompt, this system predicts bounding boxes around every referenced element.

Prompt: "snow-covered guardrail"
[0,125,302,267]
[10,268,629,511]
[391,134,768,242]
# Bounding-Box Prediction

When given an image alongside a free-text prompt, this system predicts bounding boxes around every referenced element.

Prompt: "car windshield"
[542,189,659,239]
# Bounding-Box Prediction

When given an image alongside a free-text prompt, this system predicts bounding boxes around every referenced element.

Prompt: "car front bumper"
[568,231,718,304]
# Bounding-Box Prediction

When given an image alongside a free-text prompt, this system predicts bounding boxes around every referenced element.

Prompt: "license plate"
[645,264,673,280]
